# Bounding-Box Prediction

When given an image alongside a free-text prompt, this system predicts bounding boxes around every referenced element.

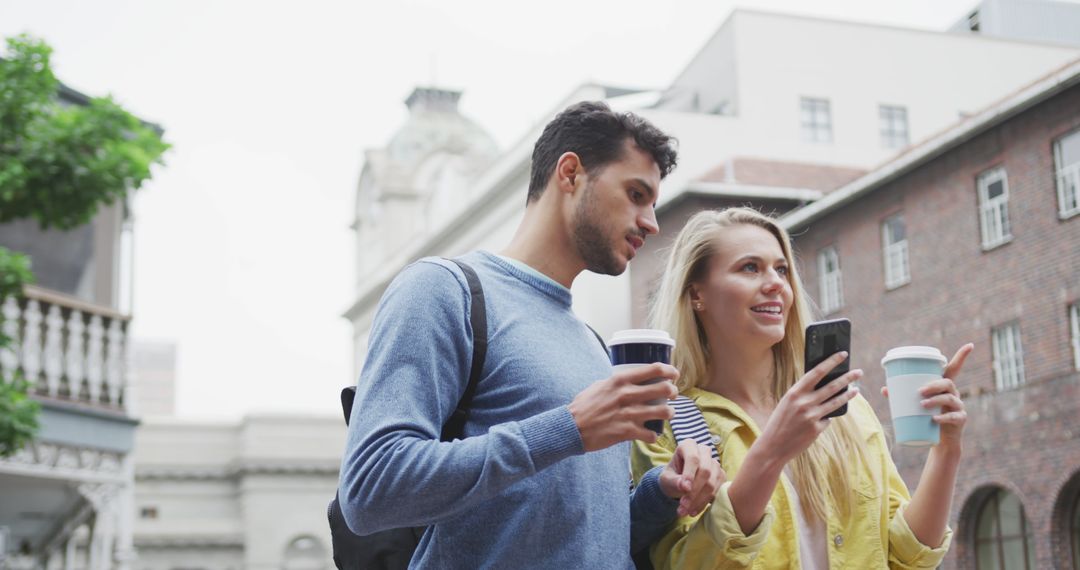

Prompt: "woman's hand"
[659,439,727,517]
[757,351,862,466]
[921,344,973,451]
[882,343,973,452]
[728,351,861,535]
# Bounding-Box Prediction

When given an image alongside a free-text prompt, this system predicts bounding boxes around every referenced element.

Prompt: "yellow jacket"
[631,389,951,569]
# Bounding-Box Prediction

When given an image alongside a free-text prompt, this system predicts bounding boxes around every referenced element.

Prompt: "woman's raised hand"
[757,351,862,465]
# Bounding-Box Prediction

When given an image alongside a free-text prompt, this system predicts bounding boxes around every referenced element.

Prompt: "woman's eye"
[741,262,758,272]
[776,265,789,276]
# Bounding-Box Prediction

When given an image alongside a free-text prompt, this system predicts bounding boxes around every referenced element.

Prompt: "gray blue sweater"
[338,251,675,569]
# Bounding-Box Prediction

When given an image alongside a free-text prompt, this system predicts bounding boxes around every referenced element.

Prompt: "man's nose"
[639,207,659,236]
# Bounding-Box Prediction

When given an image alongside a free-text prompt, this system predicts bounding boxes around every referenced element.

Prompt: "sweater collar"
[479,251,573,307]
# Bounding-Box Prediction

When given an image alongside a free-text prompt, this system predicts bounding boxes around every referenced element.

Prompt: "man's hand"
[659,439,726,517]
[568,363,678,452]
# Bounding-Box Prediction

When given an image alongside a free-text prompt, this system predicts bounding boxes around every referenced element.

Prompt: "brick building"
[782,60,1080,569]
[631,59,1080,568]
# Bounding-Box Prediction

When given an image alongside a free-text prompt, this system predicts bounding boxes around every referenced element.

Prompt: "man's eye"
[630,190,643,202]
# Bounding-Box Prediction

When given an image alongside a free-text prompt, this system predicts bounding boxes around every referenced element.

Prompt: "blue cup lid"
[608,329,675,347]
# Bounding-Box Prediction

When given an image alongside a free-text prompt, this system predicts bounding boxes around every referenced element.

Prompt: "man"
[339,101,723,569]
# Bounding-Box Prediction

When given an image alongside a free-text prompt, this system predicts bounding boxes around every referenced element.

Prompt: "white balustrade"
[0,296,19,374]
[44,304,64,397]
[0,286,132,412]
[85,315,105,404]
[21,300,43,383]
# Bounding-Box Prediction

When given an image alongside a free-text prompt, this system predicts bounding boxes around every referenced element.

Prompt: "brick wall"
[791,84,1080,568]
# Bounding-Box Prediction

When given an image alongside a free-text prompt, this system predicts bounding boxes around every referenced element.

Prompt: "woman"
[632,207,972,569]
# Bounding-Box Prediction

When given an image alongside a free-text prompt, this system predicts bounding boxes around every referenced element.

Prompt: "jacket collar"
[682,386,764,439]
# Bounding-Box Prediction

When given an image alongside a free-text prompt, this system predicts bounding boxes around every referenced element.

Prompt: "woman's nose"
[762,269,785,294]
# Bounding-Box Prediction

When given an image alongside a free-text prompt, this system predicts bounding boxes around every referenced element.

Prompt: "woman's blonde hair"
[650,207,869,522]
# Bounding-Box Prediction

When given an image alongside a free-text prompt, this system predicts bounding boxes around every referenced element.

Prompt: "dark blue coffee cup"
[608,329,675,435]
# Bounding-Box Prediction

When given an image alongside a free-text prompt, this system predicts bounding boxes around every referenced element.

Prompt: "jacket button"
[834,534,844,547]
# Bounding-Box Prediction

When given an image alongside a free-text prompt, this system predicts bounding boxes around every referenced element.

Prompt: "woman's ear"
[688,284,703,304]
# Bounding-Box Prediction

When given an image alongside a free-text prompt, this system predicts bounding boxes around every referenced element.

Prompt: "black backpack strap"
[584,323,608,354]
[440,258,487,441]
[341,386,356,425]
[670,395,721,462]
[338,258,487,442]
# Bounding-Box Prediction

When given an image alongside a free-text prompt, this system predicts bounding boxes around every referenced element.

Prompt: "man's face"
[571,140,662,276]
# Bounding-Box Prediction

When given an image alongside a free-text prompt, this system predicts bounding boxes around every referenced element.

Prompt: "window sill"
[1059,209,1080,221]
[885,278,911,292]
[981,235,1013,252]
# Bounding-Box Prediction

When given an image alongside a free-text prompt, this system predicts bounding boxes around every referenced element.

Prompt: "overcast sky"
[1,0,988,419]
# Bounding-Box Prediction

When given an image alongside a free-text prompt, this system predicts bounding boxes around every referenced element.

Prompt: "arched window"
[1072,491,1080,570]
[975,489,1035,569]
[282,535,327,570]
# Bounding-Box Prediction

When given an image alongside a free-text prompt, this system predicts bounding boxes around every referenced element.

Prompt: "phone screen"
[805,318,851,418]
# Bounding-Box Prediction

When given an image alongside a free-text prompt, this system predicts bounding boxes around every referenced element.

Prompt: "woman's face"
[692,224,794,349]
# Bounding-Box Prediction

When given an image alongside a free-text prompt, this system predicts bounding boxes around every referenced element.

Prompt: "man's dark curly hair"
[526,101,678,204]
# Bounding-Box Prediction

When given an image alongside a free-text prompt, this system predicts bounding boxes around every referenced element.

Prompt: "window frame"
[1054,128,1080,220]
[1070,303,1080,372]
[881,213,911,289]
[800,97,833,144]
[817,246,844,314]
[974,489,1035,570]
[977,166,1013,250]
[879,104,910,149]
[1071,489,1080,570]
[991,322,1026,391]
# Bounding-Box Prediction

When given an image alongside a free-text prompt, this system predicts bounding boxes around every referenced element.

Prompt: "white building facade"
[131,415,344,570]
[345,8,1080,372]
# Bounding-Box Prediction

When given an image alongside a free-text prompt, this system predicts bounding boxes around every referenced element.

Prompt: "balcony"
[0,285,138,569]
[2,285,132,412]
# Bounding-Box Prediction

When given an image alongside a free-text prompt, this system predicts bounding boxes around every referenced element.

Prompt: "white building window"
[879,105,909,149]
[977,167,1012,250]
[991,323,1025,391]
[881,214,910,289]
[1054,128,1080,219]
[801,97,832,143]
[1070,303,1080,371]
[817,246,843,314]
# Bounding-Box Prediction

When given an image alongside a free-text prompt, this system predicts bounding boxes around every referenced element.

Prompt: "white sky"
[1,0,987,419]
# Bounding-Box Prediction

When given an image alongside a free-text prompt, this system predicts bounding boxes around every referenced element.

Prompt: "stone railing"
[0,285,132,413]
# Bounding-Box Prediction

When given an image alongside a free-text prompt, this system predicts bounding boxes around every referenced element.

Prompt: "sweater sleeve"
[630,465,680,555]
[631,432,773,570]
[337,260,585,535]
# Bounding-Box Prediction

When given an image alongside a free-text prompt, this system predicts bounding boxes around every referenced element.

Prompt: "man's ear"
[555,152,583,195]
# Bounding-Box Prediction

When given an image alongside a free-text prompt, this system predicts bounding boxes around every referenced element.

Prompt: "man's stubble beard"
[571,180,626,276]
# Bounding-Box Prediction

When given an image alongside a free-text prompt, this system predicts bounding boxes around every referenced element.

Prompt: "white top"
[783,471,829,570]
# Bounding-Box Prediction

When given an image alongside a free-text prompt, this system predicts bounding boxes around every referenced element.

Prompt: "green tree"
[0,34,169,456]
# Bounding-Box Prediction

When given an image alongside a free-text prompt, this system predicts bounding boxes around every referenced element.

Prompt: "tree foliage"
[1,34,170,230]
[0,34,169,455]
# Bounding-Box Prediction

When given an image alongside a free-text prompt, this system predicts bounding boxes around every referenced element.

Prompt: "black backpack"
[328,258,488,570]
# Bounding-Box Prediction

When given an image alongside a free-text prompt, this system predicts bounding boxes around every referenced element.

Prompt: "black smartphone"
[804,318,851,418]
